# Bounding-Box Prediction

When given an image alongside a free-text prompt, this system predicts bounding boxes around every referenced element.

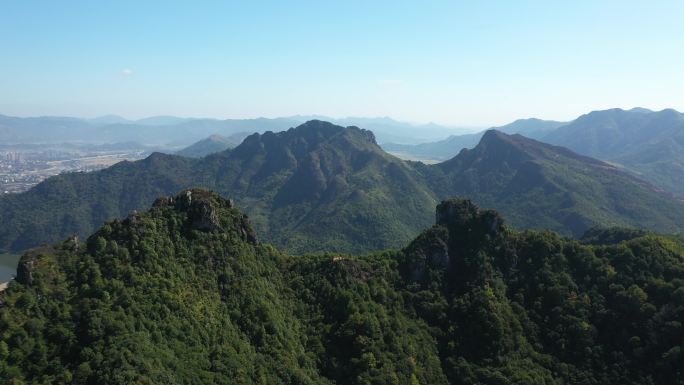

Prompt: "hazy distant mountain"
[321,116,474,144]
[383,118,565,161]
[176,133,248,158]
[1,121,683,255]
[134,115,196,126]
[0,114,301,145]
[0,114,95,143]
[0,113,467,147]
[543,108,683,158]
[543,108,684,194]
[86,115,132,125]
[497,117,566,137]
[386,108,684,197]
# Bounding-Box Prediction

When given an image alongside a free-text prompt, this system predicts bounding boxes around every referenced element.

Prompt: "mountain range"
[384,108,684,196]
[1,189,682,384]
[543,108,684,194]
[383,118,565,162]
[1,120,683,255]
[0,114,467,146]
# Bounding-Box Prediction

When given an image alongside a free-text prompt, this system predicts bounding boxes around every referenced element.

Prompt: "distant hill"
[0,113,302,145]
[386,108,684,197]
[542,108,684,194]
[175,133,248,158]
[0,121,437,254]
[415,130,684,236]
[1,120,683,255]
[2,190,683,384]
[383,118,564,161]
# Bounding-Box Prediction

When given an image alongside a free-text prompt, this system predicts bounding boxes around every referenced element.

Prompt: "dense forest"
[1,189,682,384]
[2,121,684,257]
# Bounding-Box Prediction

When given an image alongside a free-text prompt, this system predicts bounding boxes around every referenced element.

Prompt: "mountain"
[0,121,436,254]
[383,118,565,161]
[1,190,682,384]
[0,114,301,145]
[133,115,195,126]
[542,108,684,194]
[77,117,304,146]
[0,121,683,255]
[0,114,95,143]
[496,117,566,137]
[175,133,247,158]
[414,130,684,236]
[387,108,684,197]
[0,113,467,146]
[543,108,683,158]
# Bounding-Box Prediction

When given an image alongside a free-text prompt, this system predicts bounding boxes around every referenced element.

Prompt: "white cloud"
[120,68,134,76]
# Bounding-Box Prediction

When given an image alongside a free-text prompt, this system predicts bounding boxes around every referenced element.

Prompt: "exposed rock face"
[153,189,257,244]
[436,199,504,237]
[15,256,36,286]
[15,246,58,287]
[405,199,506,283]
[187,198,223,233]
[436,199,480,228]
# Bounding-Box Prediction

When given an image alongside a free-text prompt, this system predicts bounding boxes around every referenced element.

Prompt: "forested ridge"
[1,189,682,384]
[2,121,684,257]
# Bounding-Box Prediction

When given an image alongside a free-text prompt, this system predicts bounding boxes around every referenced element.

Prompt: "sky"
[1,0,683,126]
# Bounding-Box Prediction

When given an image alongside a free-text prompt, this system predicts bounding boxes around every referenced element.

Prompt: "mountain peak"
[150,188,254,236]
[436,198,504,236]
[236,120,378,158]
[479,129,512,143]
[289,120,377,145]
[474,129,606,166]
[465,129,536,162]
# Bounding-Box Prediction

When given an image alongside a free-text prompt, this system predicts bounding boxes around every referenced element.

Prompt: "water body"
[0,253,20,283]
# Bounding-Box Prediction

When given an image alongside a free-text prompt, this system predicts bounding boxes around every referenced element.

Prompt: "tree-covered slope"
[2,122,684,255]
[175,134,239,158]
[0,120,437,254]
[414,130,684,237]
[1,190,683,384]
[543,108,684,194]
[199,121,437,254]
[0,152,199,253]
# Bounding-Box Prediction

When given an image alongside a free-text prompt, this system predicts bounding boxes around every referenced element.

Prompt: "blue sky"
[1,1,683,126]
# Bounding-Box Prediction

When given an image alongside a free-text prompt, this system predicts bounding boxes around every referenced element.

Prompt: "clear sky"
[1,1,683,126]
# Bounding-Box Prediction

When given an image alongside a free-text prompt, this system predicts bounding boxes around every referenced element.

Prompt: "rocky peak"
[402,200,506,286]
[152,189,256,244]
[436,198,504,238]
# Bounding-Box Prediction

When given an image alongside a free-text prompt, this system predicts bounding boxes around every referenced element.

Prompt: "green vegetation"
[0,121,437,255]
[176,134,241,158]
[415,130,684,237]
[544,108,684,195]
[1,189,683,384]
[1,120,684,257]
